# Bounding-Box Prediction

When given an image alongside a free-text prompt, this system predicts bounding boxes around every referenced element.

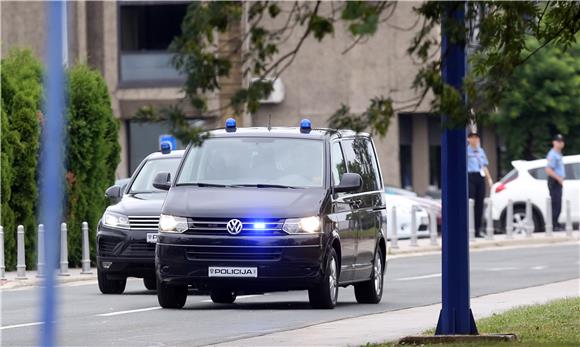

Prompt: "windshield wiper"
[177,182,228,188]
[230,184,298,189]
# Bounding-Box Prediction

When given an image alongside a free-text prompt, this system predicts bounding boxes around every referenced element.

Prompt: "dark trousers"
[548,177,562,227]
[469,172,485,236]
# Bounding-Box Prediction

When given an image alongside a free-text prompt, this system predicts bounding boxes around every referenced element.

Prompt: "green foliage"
[0,49,42,269]
[492,39,580,166]
[66,65,120,266]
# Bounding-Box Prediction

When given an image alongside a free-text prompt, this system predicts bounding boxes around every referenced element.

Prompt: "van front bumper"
[156,233,326,291]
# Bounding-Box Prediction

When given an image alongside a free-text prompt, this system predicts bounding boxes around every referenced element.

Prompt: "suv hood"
[107,192,166,216]
[163,186,327,219]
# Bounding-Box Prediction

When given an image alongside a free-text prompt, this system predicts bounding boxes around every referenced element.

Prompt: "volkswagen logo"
[226,219,243,235]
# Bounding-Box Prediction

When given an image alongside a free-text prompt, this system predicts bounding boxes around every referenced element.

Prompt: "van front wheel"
[354,247,384,304]
[308,247,339,309]
[157,278,187,309]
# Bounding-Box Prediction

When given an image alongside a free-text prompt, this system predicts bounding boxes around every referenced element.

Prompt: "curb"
[0,269,97,290]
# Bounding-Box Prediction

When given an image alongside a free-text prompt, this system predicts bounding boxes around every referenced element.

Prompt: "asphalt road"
[1,244,579,347]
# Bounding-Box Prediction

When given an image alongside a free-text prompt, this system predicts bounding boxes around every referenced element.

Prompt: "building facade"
[1,1,501,194]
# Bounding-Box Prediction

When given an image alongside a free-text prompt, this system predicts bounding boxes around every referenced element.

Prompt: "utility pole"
[435,2,478,335]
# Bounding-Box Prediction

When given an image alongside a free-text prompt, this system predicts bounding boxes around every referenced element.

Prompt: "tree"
[65,65,120,266]
[0,49,42,268]
[492,39,580,167]
[139,1,580,144]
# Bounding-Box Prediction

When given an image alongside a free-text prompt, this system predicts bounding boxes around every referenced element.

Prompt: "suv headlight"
[103,211,130,229]
[159,214,188,233]
[282,216,321,234]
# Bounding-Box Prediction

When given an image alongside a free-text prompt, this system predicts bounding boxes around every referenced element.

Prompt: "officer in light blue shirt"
[545,134,566,229]
[467,132,493,237]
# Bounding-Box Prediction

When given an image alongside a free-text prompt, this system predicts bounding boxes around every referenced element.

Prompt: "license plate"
[146,233,158,243]
[208,266,258,278]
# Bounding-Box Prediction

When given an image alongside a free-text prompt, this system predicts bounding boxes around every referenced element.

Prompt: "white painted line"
[0,321,43,330]
[395,273,441,281]
[96,306,161,317]
[531,265,548,270]
[486,266,519,272]
[201,294,263,303]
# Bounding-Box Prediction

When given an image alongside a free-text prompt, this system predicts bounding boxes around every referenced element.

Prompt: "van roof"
[208,127,368,140]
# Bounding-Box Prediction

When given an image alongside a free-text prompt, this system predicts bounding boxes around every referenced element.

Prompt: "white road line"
[201,294,262,303]
[96,306,161,317]
[486,266,519,272]
[395,273,441,281]
[0,322,43,330]
[531,265,548,270]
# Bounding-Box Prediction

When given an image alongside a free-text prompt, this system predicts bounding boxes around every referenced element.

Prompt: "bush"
[0,49,42,269]
[65,65,120,266]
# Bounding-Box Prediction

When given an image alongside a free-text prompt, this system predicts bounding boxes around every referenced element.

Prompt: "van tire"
[97,269,126,294]
[143,276,157,290]
[354,247,384,304]
[157,278,187,309]
[210,290,237,304]
[308,247,339,309]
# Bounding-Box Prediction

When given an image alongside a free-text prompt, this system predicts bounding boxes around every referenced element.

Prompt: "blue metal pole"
[435,2,478,335]
[40,1,66,346]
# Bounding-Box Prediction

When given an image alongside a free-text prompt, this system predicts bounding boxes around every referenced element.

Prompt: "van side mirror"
[105,185,122,200]
[334,173,363,194]
[153,172,172,191]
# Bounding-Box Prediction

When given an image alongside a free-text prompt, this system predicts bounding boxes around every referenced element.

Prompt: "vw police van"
[153,119,387,309]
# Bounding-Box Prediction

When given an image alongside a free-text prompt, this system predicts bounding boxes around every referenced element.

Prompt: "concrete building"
[1,1,501,194]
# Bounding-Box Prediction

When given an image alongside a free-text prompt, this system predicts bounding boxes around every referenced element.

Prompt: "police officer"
[545,134,566,231]
[467,132,493,237]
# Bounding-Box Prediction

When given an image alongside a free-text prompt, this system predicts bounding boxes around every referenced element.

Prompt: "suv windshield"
[130,158,181,193]
[177,137,324,188]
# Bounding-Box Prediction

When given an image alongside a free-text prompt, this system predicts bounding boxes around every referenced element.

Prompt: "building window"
[428,116,441,189]
[398,115,413,189]
[119,2,188,84]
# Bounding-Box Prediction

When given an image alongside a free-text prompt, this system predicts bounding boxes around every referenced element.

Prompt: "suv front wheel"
[354,247,384,304]
[308,247,339,309]
[97,269,126,294]
[157,278,188,309]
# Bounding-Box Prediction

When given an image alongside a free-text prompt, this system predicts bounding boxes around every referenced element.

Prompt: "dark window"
[500,168,519,183]
[565,163,580,180]
[342,138,380,192]
[528,167,548,180]
[399,115,413,189]
[428,116,441,189]
[331,142,346,185]
[120,3,188,51]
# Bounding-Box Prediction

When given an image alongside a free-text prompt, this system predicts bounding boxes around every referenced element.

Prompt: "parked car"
[96,149,184,294]
[154,120,387,309]
[384,186,442,230]
[490,154,580,233]
[384,193,430,239]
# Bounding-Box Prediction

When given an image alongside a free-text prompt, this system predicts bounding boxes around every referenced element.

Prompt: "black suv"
[96,149,183,294]
[154,120,387,309]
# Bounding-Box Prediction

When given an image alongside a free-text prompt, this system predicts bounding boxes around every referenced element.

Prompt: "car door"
[563,162,580,222]
[341,137,385,281]
[329,141,357,283]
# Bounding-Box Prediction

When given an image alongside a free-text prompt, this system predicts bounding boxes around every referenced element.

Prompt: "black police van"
[96,149,183,294]
[154,119,387,309]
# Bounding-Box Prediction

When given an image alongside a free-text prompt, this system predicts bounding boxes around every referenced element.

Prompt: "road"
[1,243,578,346]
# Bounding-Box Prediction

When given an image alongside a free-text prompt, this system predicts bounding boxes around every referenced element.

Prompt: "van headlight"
[159,214,188,233]
[103,211,130,229]
[283,216,321,234]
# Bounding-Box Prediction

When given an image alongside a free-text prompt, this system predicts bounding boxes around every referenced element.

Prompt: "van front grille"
[186,246,282,262]
[187,217,285,236]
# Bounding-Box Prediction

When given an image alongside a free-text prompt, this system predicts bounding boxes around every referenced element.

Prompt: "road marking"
[201,294,262,303]
[486,266,519,272]
[96,306,161,317]
[0,322,43,330]
[531,265,548,270]
[395,273,441,281]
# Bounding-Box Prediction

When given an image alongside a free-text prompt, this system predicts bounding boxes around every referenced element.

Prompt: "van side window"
[342,138,380,192]
[331,142,347,186]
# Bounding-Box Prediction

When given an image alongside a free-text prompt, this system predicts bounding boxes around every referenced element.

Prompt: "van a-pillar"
[435,2,478,335]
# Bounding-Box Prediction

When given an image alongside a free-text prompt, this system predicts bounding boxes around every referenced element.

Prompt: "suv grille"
[99,239,119,256]
[128,216,160,231]
[187,217,285,236]
[122,242,156,257]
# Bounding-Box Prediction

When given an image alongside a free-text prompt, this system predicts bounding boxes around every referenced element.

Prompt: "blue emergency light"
[300,118,312,133]
[225,118,237,132]
[160,142,172,154]
[253,222,266,230]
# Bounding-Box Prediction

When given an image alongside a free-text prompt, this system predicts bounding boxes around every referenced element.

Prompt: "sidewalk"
[0,268,97,290]
[207,278,580,347]
[388,230,579,256]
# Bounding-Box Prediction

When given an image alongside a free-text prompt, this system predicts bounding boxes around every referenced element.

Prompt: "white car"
[490,154,580,233]
[385,194,430,239]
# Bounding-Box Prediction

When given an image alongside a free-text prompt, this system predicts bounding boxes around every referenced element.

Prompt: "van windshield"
[176,137,325,188]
